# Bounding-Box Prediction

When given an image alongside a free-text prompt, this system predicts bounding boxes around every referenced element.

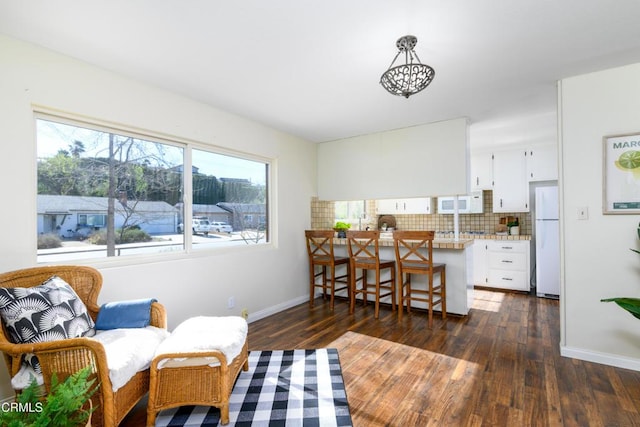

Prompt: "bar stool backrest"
[305,230,336,263]
[393,230,436,272]
[346,230,382,266]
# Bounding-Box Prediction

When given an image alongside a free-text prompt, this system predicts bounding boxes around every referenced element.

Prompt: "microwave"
[437,191,483,214]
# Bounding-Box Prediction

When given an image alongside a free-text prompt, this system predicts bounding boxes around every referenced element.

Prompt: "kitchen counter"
[329,233,531,317]
[334,233,530,249]
[333,236,474,250]
[464,234,531,241]
[332,237,474,316]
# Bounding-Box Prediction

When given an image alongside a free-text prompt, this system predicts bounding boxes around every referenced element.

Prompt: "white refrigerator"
[535,186,560,297]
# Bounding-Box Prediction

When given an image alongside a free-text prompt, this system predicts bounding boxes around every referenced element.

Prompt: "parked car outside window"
[178,218,211,235]
[210,222,233,233]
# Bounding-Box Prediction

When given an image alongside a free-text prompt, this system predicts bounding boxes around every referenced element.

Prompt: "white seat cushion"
[12,325,169,392]
[154,316,248,369]
[91,325,169,391]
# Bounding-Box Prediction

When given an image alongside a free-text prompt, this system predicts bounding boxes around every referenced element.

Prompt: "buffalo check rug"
[154,348,353,426]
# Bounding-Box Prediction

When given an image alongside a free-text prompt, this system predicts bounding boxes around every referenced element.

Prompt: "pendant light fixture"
[380,35,435,98]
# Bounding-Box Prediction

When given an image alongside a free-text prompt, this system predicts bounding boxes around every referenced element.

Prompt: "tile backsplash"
[310,191,532,235]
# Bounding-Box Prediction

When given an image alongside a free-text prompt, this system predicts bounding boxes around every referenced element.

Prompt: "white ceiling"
[2,1,640,144]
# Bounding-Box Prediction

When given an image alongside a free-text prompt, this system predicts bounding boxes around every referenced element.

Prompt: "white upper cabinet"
[376,199,400,214]
[376,198,435,214]
[526,143,558,182]
[470,152,494,190]
[492,149,529,212]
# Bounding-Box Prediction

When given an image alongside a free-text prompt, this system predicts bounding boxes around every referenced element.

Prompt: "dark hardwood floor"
[123,290,640,426]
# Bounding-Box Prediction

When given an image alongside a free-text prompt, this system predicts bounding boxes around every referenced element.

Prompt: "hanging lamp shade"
[380,35,435,98]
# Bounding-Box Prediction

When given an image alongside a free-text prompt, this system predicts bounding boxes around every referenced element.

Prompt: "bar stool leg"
[441,269,447,321]
[398,272,404,320]
[428,272,434,328]
[362,270,368,307]
[374,269,380,319]
[329,264,336,309]
[391,268,396,311]
[321,266,328,301]
[406,275,412,314]
[309,264,315,308]
[349,265,357,314]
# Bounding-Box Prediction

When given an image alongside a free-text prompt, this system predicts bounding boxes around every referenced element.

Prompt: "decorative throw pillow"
[95,298,157,330]
[0,275,96,373]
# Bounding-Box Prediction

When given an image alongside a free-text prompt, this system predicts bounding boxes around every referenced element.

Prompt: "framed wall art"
[603,132,640,214]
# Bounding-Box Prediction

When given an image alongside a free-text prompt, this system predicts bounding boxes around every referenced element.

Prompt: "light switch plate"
[577,206,588,220]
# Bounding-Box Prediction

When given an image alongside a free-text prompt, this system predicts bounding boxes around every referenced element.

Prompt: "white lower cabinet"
[473,239,530,291]
[472,241,489,286]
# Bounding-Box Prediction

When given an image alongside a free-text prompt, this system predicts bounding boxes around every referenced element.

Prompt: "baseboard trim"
[561,345,640,371]
[247,295,309,323]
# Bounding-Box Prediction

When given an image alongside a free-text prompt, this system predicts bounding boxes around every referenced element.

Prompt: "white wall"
[0,35,316,397]
[317,118,469,200]
[560,62,640,369]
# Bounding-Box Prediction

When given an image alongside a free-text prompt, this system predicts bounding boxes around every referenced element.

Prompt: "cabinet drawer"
[487,241,528,253]
[488,269,529,291]
[488,252,527,270]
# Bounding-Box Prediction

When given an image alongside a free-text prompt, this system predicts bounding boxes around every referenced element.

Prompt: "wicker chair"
[0,265,167,427]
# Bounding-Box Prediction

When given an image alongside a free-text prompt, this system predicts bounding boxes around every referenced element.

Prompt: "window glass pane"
[189,149,268,249]
[36,117,184,262]
[335,200,365,226]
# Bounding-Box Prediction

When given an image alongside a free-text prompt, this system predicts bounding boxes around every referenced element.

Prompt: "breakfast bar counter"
[329,232,532,316]
[332,236,475,316]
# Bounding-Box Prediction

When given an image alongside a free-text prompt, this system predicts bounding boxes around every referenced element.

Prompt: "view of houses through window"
[36,115,269,263]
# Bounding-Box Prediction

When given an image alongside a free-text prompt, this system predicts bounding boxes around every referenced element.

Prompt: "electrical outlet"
[241,308,249,320]
[228,297,235,309]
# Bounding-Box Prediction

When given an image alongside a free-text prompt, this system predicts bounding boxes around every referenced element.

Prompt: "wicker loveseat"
[0,265,167,427]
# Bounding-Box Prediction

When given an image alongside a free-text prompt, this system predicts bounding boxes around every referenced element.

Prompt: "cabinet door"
[402,198,434,214]
[470,152,493,190]
[526,144,558,182]
[472,241,488,285]
[377,198,434,214]
[492,149,529,212]
[376,199,400,214]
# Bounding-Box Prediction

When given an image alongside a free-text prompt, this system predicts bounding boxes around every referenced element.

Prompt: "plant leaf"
[601,297,640,320]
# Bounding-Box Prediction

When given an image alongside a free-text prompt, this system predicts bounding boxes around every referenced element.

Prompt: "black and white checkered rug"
[154,348,352,426]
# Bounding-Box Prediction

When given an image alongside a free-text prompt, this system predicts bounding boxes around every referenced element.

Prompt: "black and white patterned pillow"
[0,275,96,373]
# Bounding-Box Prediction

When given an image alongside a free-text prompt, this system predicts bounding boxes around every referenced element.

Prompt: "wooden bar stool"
[393,230,446,328]
[305,230,350,309]
[346,230,396,319]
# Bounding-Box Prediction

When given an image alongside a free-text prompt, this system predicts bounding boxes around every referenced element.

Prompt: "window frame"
[34,110,274,267]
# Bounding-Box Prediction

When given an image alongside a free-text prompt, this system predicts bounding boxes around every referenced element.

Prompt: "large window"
[36,115,270,263]
[190,149,268,250]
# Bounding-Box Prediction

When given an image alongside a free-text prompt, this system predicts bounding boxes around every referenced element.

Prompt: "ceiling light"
[380,35,435,99]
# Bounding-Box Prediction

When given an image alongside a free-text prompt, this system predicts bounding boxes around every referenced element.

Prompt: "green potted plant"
[333,221,351,238]
[0,366,97,427]
[601,222,640,318]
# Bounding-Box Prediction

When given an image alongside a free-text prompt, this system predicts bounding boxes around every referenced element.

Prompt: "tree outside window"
[36,115,270,262]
